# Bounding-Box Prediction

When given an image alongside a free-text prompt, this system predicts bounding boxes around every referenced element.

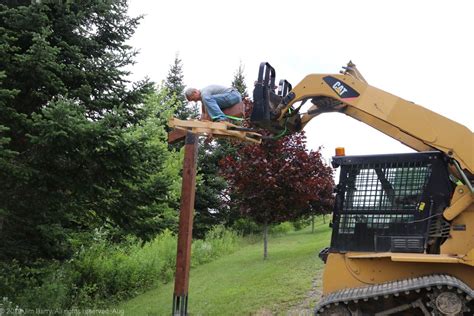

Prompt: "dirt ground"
[256,268,324,316]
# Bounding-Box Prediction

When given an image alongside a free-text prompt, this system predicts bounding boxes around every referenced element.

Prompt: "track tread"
[315,274,473,315]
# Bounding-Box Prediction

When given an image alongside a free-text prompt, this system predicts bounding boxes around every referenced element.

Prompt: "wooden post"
[172,132,199,316]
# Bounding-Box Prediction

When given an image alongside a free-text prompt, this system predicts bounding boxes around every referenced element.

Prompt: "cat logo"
[332,81,348,97]
[323,76,360,99]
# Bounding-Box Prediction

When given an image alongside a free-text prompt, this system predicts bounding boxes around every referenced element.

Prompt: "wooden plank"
[168,129,187,144]
[168,118,262,143]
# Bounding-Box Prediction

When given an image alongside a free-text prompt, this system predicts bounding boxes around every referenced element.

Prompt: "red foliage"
[219,131,334,225]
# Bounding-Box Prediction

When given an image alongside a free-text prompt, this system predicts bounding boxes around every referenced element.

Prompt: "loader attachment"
[251,62,302,135]
[251,62,276,123]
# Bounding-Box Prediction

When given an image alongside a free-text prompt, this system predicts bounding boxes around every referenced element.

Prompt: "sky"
[126,0,473,164]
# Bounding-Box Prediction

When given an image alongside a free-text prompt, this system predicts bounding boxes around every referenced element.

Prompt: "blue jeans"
[202,90,242,121]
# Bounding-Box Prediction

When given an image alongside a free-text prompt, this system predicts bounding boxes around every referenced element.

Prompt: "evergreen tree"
[0,0,176,261]
[231,61,248,98]
[193,62,251,237]
[193,139,237,238]
[165,53,198,119]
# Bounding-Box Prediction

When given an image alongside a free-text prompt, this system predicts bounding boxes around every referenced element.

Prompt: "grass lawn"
[117,220,331,315]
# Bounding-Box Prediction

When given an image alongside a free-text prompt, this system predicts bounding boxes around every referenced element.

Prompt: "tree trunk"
[263,222,268,260]
[311,215,315,233]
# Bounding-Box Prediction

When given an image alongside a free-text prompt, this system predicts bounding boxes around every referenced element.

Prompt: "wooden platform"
[168,118,261,143]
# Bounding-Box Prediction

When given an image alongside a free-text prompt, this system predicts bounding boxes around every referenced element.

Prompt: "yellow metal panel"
[343,106,433,151]
[443,186,474,221]
[441,203,474,256]
[323,253,474,295]
[346,252,463,264]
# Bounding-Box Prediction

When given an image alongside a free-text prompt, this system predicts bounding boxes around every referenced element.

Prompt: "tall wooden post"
[172,132,198,316]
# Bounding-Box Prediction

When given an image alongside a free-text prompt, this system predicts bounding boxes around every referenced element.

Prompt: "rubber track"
[315,274,474,315]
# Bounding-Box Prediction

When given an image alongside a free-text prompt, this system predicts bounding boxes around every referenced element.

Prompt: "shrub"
[232,218,261,235]
[270,222,294,235]
[67,230,178,306]
[0,297,22,314]
[0,226,243,309]
[292,217,311,231]
[0,259,72,309]
[192,225,239,267]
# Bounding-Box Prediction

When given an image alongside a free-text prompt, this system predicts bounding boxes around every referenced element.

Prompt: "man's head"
[184,87,201,102]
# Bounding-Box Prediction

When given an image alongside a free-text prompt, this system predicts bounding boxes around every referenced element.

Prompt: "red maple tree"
[219,131,334,259]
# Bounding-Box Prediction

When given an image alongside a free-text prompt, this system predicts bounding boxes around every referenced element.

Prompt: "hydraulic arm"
[251,62,473,177]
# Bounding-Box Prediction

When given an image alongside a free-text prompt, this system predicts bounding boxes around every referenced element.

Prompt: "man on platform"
[184,85,242,122]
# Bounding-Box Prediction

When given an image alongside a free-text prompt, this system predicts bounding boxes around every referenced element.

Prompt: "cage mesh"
[338,161,431,234]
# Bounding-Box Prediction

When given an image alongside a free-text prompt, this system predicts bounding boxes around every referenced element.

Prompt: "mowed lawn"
[117,221,331,315]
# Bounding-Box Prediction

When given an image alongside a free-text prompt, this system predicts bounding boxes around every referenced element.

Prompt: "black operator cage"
[330,152,453,253]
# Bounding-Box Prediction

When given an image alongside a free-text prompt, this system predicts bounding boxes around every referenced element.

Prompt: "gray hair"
[184,87,198,100]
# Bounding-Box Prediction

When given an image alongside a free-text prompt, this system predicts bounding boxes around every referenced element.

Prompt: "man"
[184,85,242,122]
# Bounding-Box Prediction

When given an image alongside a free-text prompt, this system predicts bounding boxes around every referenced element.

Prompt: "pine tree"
[0,0,178,261]
[165,53,198,119]
[193,139,240,238]
[193,63,251,237]
[231,61,248,98]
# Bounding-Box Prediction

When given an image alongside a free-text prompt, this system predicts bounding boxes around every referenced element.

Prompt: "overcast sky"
[127,0,473,163]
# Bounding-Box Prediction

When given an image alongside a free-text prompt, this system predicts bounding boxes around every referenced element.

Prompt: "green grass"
[117,220,331,315]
